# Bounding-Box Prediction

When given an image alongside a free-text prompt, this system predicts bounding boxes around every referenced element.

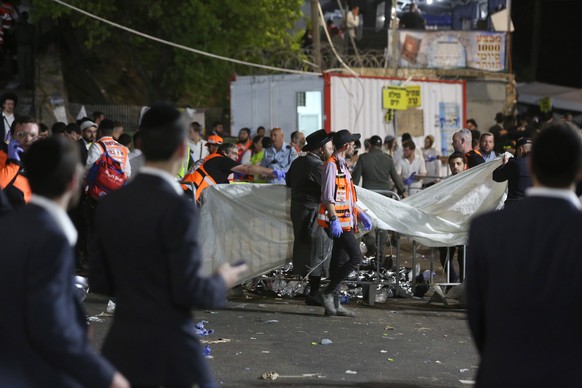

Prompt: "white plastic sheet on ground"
[199,159,507,280]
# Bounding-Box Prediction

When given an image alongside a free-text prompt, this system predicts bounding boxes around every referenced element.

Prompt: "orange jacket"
[0,149,30,205]
[181,153,222,202]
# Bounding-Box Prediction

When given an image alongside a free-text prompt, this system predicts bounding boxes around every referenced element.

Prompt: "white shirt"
[396,154,427,194]
[189,139,209,163]
[2,112,14,142]
[346,11,360,39]
[139,166,184,196]
[29,195,77,246]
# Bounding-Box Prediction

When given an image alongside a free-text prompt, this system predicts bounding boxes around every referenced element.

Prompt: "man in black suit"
[467,123,582,387]
[286,129,334,305]
[78,119,98,165]
[492,136,533,207]
[0,137,128,387]
[89,103,247,388]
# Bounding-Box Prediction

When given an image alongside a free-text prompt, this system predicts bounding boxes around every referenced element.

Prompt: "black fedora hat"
[302,129,334,152]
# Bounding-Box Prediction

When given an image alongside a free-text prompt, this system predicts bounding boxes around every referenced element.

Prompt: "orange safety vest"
[95,137,130,174]
[181,153,222,202]
[0,149,30,206]
[236,140,252,161]
[317,156,358,232]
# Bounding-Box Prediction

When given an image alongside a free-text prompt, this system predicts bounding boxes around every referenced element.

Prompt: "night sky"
[511,1,582,88]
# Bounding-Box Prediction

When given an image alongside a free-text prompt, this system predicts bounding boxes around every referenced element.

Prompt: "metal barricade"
[427,245,466,305]
[360,189,400,304]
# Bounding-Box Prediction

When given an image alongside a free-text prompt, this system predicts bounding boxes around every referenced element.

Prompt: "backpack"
[86,141,127,200]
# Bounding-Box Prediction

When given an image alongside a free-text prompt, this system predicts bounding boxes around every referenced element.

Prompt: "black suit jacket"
[467,195,582,387]
[286,152,323,208]
[78,138,89,166]
[0,204,115,387]
[492,155,532,205]
[89,172,227,386]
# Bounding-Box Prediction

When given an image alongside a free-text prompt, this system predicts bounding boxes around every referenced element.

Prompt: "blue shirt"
[260,142,299,183]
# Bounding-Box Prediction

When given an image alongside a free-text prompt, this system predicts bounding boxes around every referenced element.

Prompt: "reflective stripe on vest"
[317,156,358,231]
[182,153,221,201]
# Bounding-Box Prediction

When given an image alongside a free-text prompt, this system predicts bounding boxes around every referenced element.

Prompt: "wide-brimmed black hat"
[302,129,334,152]
[332,129,361,149]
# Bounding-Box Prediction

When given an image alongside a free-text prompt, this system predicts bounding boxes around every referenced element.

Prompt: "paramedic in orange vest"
[86,119,131,179]
[317,129,372,317]
[183,143,281,204]
[0,115,38,207]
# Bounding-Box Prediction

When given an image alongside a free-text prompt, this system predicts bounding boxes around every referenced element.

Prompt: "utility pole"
[311,0,321,70]
[391,0,398,75]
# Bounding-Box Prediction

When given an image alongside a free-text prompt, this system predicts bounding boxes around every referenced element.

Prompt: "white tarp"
[199,159,506,279]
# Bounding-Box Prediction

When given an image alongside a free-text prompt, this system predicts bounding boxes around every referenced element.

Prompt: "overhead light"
[427,0,433,4]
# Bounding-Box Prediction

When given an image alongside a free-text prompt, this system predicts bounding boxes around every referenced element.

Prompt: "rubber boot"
[334,295,355,317]
[321,292,337,316]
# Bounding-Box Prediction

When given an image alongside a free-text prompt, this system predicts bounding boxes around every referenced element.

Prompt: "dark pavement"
[85,291,478,387]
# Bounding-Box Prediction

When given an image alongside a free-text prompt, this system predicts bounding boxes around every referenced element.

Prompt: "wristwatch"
[329,215,337,221]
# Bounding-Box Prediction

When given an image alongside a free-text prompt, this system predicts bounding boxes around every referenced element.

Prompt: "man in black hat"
[317,129,372,317]
[286,130,335,305]
[492,137,532,207]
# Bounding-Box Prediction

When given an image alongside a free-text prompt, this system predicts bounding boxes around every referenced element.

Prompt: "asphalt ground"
[85,288,478,388]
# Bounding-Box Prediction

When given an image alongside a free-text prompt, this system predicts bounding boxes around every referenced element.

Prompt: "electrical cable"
[51,0,320,76]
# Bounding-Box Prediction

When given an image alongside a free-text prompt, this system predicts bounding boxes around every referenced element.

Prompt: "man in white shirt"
[396,140,426,195]
[1,93,16,143]
[188,121,208,163]
[346,5,360,42]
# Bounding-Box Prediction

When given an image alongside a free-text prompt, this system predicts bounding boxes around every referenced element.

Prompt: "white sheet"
[199,159,507,280]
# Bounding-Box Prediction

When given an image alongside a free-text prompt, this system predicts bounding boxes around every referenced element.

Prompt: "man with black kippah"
[468,123,582,387]
[89,102,248,388]
[0,137,129,388]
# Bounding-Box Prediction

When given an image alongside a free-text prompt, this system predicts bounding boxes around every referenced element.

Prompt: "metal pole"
[311,0,322,70]
[391,0,399,74]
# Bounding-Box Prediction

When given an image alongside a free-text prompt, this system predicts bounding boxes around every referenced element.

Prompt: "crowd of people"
[2,99,582,386]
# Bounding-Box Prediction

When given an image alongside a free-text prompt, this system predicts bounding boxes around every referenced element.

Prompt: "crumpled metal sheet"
[242,259,416,301]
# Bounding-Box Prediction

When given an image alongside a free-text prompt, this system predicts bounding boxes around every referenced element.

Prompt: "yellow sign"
[383,86,408,110]
[407,85,421,108]
[383,85,422,110]
[539,97,552,113]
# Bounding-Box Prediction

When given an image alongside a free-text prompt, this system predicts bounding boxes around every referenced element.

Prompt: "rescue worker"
[317,129,372,317]
[235,127,252,161]
[182,143,281,204]
[0,116,39,207]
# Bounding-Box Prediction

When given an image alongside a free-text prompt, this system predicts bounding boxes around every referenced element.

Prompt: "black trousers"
[439,246,465,283]
[324,229,363,294]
